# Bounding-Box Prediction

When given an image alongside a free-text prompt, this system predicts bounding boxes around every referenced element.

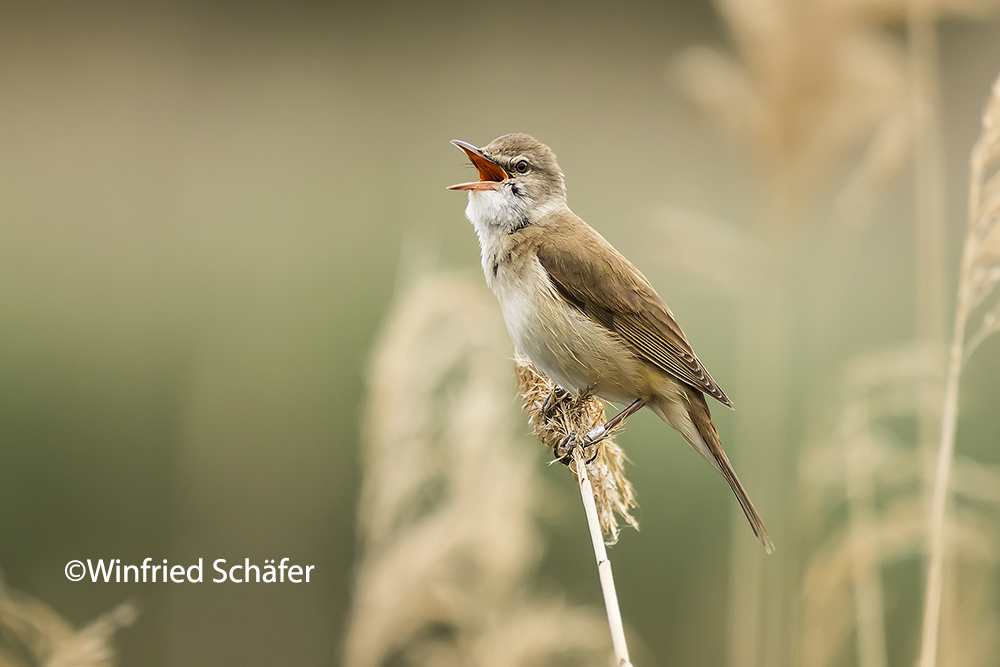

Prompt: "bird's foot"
[554,431,601,466]
[553,432,577,465]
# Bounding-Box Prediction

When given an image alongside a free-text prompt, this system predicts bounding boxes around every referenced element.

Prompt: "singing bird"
[448,133,772,552]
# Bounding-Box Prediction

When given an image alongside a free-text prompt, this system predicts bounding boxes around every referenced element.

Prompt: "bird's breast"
[489,252,644,405]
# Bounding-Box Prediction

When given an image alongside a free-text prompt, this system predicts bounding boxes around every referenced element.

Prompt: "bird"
[447,133,773,553]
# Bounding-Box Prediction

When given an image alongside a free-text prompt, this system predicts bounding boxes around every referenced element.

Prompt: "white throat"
[464,188,528,274]
[464,187,567,247]
[465,189,525,234]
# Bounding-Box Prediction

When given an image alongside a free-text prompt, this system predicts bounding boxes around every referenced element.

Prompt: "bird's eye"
[514,159,529,174]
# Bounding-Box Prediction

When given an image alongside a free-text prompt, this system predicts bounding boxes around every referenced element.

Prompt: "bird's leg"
[555,399,646,466]
[558,432,608,466]
[584,399,646,445]
[558,399,646,467]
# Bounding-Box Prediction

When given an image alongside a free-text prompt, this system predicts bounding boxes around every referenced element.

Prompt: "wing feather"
[535,224,733,408]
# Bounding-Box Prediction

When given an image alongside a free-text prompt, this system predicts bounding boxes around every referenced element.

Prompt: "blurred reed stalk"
[799,339,1000,667]
[515,356,640,667]
[919,69,1000,667]
[799,343,933,667]
[841,399,889,667]
[674,0,912,661]
[345,271,615,667]
[908,0,948,481]
[0,574,135,667]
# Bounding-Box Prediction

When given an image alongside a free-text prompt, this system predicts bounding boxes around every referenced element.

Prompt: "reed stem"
[917,230,974,667]
[916,93,988,665]
[573,446,633,667]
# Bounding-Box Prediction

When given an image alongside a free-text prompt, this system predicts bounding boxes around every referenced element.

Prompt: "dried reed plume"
[673,0,911,236]
[0,574,136,667]
[514,358,638,545]
[919,69,1000,667]
[344,271,614,667]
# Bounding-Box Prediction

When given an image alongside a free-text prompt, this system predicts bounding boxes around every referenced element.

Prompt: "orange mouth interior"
[447,141,508,191]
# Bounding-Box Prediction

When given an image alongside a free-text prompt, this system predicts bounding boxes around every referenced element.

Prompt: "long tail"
[652,389,774,553]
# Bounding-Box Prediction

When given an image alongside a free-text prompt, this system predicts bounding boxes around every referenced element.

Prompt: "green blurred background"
[1,1,999,665]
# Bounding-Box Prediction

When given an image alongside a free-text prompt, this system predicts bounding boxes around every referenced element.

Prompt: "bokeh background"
[1,1,999,666]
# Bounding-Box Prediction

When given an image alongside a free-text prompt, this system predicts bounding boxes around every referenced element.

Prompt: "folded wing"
[536,226,733,409]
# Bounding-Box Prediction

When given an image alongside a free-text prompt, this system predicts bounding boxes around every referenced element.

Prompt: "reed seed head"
[514,356,639,545]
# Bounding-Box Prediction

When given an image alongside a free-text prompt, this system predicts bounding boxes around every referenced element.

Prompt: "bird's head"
[448,133,567,233]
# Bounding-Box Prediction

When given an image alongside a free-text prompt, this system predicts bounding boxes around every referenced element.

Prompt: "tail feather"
[653,389,774,553]
[704,432,774,554]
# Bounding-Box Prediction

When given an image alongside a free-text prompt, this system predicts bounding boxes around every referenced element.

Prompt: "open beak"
[447,140,509,191]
